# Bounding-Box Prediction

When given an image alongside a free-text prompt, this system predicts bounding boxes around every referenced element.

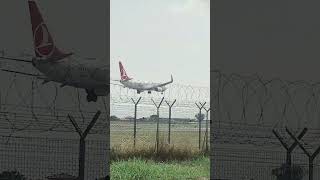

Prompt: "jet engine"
[154,86,167,92]
[94,87,109,96]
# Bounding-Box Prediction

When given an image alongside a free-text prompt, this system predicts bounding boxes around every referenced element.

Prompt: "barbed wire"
[212,70,320,128]
[212,70,320,151]
[110,82,210,106]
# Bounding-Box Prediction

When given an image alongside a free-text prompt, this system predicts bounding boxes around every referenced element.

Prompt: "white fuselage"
[33,55,109,95]
[120,79,167,92]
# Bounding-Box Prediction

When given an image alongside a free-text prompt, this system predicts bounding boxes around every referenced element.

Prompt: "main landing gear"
[86,89,98,102]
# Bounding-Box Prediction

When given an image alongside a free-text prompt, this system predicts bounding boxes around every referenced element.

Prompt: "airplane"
[115,61,173,94]
[0,0,109,102]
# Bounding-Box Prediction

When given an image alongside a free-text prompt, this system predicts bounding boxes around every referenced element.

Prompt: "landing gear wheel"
[86,94,98,102]
[93,95,97,102]
[86,89,98,102]
[148,91,151,94]
[86,95,91,102]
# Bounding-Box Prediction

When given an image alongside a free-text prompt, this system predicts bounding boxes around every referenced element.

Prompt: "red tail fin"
[28,0,72,61]
[119,61,131,81]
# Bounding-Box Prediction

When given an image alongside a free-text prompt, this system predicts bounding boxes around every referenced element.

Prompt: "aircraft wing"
[0,56,33,63]
[148,75,173,89]
[1,69,46,80]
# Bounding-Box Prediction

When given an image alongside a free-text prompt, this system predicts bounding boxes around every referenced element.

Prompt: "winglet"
[171,75,173,82]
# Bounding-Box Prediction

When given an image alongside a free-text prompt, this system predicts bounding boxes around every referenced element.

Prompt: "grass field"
[110,156,209,180]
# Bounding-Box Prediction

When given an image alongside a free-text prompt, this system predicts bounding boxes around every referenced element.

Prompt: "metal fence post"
[165,99,176,144]
[131,97,142,148]
[273,128,307,179]
[204,107,210,152]
[286,127,320,180]
[196,102,206,150]
[68,110,101,180]
[152,97,164,153]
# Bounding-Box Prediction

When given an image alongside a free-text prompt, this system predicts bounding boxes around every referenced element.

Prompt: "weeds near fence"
[111,138,209,162]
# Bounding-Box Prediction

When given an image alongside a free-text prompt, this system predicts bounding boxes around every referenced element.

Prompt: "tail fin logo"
[119,62,130,81]
[34,23,54,57]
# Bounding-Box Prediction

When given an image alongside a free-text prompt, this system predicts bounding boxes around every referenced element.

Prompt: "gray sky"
[0,1,108,59]
[110,0,210,86]
[214,0,320,82]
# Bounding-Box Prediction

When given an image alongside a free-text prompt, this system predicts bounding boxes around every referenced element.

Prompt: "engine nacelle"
[94,88,109,96]
[154,86,167,92]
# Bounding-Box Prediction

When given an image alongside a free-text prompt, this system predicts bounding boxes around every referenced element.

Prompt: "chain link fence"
[111,119,210,150]
[0,135,108,179]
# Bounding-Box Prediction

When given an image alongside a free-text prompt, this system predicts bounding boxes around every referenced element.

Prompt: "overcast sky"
[214,0,320,82]
[0,1,108,59]
[110,0,210,86]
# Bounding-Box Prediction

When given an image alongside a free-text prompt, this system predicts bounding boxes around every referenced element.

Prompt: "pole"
[309,157,313,180]
[79,138,85,179]
[196,102,206,150]
[152,97,164,152]
[204,107,210,151]
[273,128,307,179]
[286,127,320,180]
[157,107,159,150]
[131,97,142,148]
[165,99,176,144]
[68,111,101,180]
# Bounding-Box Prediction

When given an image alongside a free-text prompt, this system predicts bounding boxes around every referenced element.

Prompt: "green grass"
[110,156,209,180]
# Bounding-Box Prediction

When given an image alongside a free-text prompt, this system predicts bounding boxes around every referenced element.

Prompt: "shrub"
[111,138,207,162]
[272,163,305,180]
[0,170,27,180]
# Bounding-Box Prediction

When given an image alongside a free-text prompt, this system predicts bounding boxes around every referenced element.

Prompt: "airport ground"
[110,121,210,179]
[111,120,209,149]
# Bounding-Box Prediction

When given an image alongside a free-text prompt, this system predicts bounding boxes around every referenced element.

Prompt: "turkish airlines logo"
[119,63,128,79]
[34,23,54,58]
[120,67,129,80]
